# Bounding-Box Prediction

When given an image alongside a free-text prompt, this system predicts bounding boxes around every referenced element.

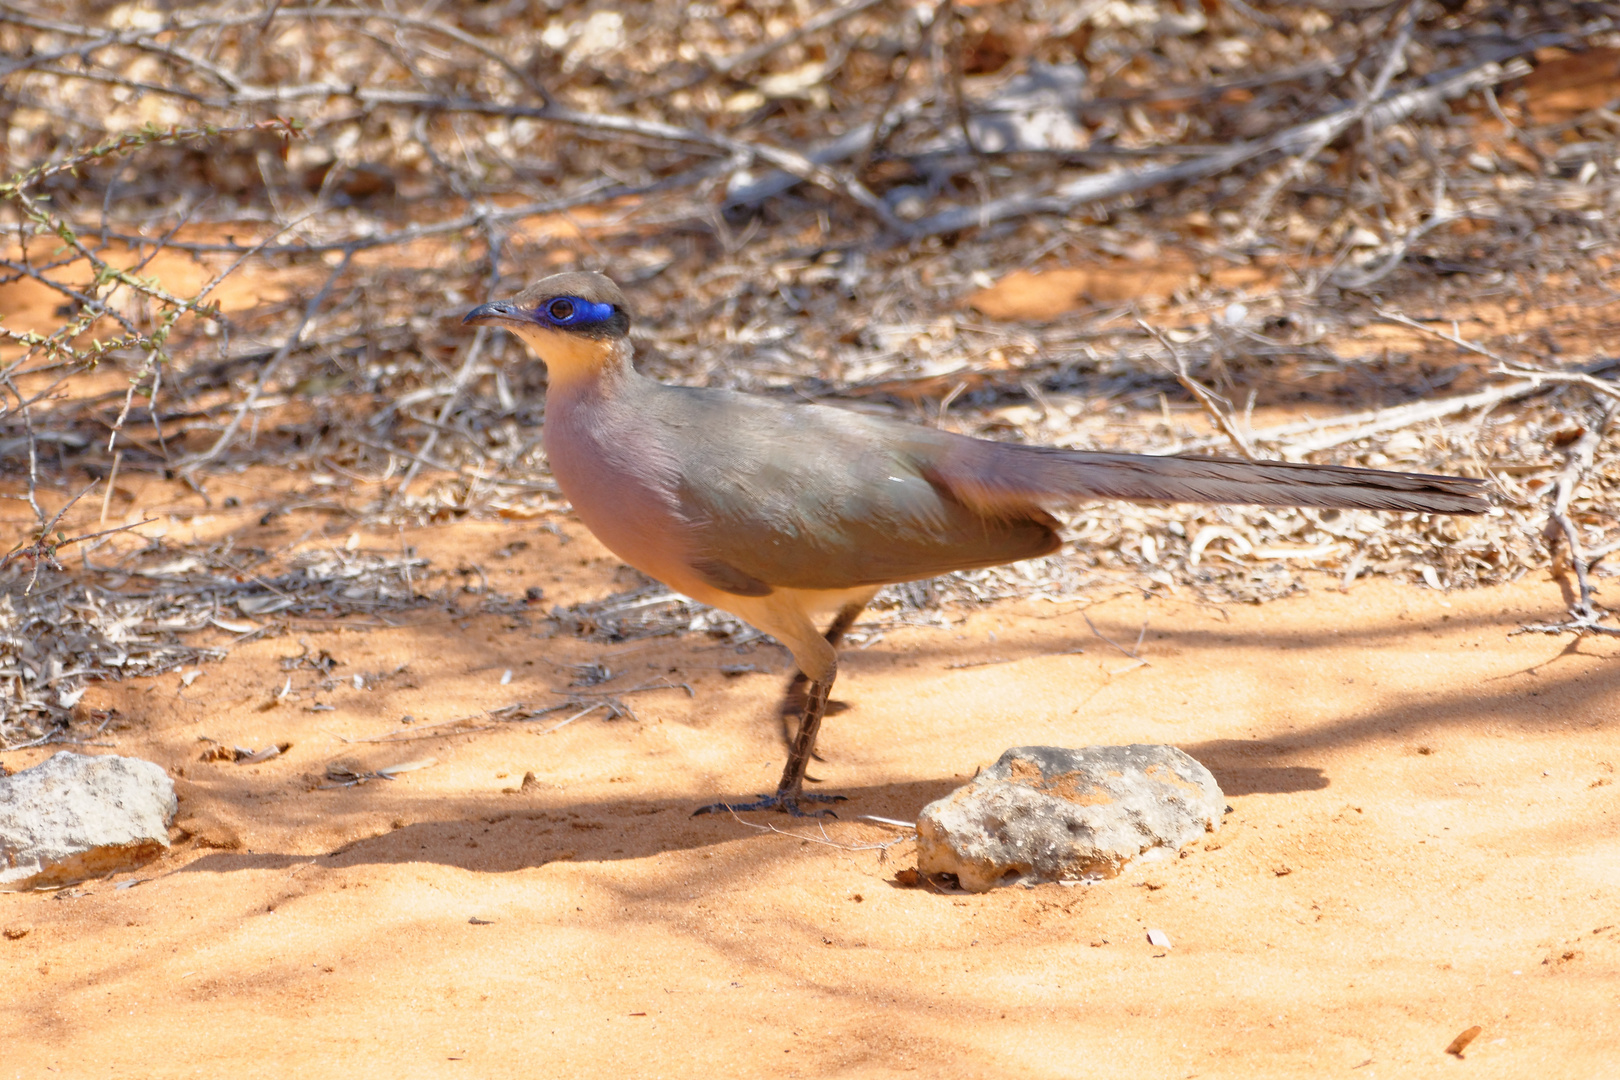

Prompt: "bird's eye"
[547,298,575,321]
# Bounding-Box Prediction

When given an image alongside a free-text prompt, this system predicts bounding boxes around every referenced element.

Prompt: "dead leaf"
[209,617,260,634]
[322,756,436,788]
[1445,1025,1483,1056]
[378,757,437,776]
[201,742,290,764]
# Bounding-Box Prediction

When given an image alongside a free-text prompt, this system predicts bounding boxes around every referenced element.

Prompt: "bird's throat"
[510,325,628,392]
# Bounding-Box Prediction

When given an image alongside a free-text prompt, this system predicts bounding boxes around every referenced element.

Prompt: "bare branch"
[909,48,1543,237]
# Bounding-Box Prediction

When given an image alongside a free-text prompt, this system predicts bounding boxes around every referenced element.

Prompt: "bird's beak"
[462,300,525,326]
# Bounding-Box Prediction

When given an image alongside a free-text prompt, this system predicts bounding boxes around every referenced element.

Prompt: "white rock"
[0,752,176,891]
[916,745,1224,892]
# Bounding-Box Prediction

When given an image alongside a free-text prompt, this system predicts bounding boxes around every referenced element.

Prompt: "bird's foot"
[692,791,848,818]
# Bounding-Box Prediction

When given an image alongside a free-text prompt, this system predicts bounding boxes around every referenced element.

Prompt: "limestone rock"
[916,745,1223,892]
[0,752,177,891]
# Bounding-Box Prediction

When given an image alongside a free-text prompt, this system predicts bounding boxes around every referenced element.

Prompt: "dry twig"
[1519,402,1620,638]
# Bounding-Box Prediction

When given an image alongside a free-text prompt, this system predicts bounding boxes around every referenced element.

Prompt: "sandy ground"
[3,513,1618,1079]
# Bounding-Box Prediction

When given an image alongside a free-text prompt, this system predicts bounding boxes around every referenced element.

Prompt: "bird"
[464,271,1490,815]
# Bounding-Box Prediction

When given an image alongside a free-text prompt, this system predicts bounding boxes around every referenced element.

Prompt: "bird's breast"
[541,388,712,597]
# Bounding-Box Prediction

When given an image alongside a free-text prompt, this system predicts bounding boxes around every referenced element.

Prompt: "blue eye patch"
[535,296,617,327]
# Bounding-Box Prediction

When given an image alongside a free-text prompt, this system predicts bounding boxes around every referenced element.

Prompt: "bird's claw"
[692,791,848,817]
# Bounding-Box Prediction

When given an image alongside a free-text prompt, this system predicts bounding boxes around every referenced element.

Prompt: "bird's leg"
[777,602,864,767]
[775,673,838,807]
[695,668,846,817]
[696,603,863,817]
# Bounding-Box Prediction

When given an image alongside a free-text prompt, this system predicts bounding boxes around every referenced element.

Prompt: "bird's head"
[462,271,631,387]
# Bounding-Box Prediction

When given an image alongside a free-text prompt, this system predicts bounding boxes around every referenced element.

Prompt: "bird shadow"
[170,740,1322,880]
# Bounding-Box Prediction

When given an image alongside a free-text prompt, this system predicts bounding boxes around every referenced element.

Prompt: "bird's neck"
[545,337,642,402]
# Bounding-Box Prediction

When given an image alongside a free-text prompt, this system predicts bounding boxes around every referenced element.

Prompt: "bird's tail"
[933,442,1492,516]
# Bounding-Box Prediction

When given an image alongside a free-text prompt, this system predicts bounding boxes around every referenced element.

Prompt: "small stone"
[915,745,1224,892]
[0,753,177,891]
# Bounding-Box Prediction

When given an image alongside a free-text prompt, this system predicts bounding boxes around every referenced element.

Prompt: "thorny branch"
[1234,0,1419,248]
[1137,319,1257,461]
[1520,401,1620,638]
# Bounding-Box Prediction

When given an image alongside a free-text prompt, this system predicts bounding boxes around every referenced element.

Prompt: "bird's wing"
[652,388,1059,593]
